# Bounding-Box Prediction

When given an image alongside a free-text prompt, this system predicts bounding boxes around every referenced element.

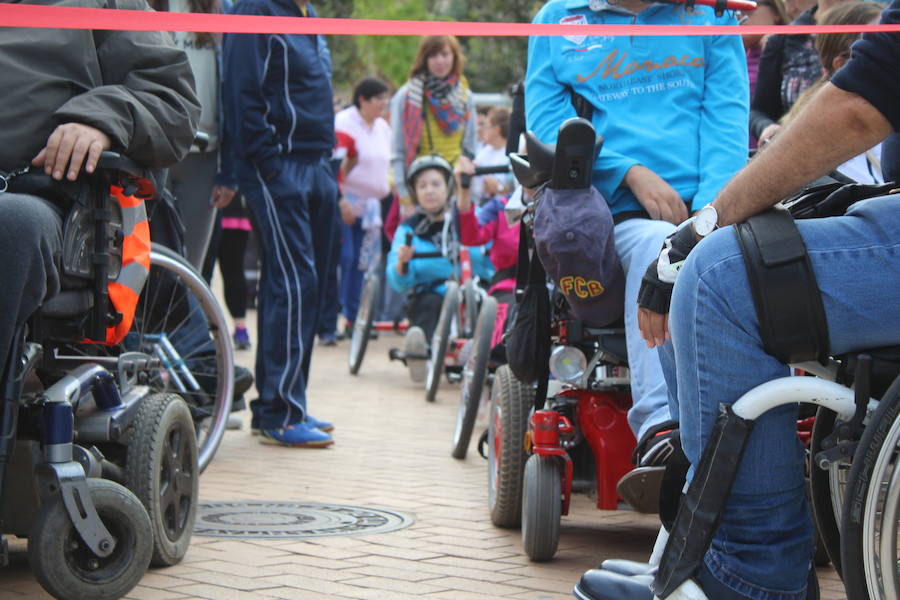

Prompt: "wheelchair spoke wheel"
[425,281,459,403]
[841,375,900,600]
[348,274,380,375]
[488,365,533,528]
[522,454,562,562]
[452,296,496,459]
[125,393,198,567]
[28,479,152,600]
[66,244,233,473]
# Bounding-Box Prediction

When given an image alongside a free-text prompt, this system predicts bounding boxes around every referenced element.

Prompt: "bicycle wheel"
[425,281,459,403]
[348,273,380,375]
[452,296,496,459]
[68,243,233,473]
[841,374,900,600]
[461,279,479,339]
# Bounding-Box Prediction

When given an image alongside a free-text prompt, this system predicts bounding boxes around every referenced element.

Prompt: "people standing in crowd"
[750,0,851,146]
[470,106,513,216]
[526,0,748,455]
[223,0,337,448]
[779,0,886,183]
[390,35,477,217]
[739,0,789,148]
[334,78,392,333]
[148,0,236,271]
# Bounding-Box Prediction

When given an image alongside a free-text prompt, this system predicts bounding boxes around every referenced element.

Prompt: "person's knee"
[0,195,63,259]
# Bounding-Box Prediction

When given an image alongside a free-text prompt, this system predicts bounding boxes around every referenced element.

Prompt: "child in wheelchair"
[386,154,492,382]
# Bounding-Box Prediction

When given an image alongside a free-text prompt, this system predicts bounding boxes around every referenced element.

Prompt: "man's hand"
[339,198,357,226]
[453,157,475,212]
[636,225,700,347]
[210,185,236,209]
[758,123,781,146]
[32,123,111,181]
[624,165,688,225]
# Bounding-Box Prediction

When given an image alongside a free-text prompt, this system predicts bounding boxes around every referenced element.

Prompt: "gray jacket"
[0,0,201,171]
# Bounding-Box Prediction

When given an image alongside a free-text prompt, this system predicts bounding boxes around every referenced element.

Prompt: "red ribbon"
[1,4,899,36]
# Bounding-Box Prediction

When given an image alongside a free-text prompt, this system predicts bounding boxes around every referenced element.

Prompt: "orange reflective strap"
[103,187,150,345]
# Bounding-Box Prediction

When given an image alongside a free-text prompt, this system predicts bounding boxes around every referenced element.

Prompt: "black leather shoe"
[572,569,654,600]
[599,559,656,577]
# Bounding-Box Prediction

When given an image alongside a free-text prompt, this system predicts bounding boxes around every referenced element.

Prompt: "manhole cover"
[194,501,414,538]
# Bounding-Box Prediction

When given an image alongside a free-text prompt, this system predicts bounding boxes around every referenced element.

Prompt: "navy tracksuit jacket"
[223,0,337,429]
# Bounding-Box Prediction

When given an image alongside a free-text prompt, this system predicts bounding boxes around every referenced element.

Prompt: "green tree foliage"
[313,0,544,98]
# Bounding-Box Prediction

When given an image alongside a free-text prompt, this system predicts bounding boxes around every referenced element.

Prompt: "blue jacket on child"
[387,213,493,296]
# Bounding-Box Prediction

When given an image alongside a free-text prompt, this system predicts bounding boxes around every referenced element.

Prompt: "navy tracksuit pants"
[238,154,337,430]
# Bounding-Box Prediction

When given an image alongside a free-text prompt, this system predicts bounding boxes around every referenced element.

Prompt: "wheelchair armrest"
[96,152,157,199]
[96,152,146,180]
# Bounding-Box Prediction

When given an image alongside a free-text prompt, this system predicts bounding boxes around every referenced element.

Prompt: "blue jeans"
[613,218,676,440]
[339,218,366,324]
[238,154,337,429]
[661,196,900,599]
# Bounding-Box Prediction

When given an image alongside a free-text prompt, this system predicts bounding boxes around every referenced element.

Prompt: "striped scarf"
[401,73,470,167]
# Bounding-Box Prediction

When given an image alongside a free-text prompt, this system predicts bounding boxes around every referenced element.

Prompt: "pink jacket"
[458,201,519,293]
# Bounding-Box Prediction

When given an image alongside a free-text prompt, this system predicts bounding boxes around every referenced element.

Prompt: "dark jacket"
[748,8,821,139]
[222,0,335,180]
[0,0,200,171]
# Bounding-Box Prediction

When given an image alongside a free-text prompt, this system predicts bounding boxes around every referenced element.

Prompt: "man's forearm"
[712,83,893,226]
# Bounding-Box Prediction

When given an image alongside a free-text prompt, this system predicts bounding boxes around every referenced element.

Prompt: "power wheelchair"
[487,119,648,561]
[0,153,231,599]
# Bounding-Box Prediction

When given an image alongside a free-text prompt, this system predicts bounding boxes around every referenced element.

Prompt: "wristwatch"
[692,204,719,238]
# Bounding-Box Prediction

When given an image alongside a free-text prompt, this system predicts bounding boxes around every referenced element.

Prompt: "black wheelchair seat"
[838,344,900,399]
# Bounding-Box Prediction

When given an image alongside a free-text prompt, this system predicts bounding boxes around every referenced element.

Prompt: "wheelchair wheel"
[125,392,198,567]
[809,407,847,575]
[452,296,497,459]
[348,273,380,375]
[129,244,233,473]
[28,478,152,600]
[522,454,562,562]
[70,244,232,473]
[461,279,480,339]
[841,376,900,600]
[488,365,534,528]
[425,281,459,403]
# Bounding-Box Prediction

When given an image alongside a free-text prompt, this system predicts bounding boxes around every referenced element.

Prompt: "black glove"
[637,224,699,315]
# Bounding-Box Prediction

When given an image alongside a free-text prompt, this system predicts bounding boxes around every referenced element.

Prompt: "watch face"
[695,206,717,237]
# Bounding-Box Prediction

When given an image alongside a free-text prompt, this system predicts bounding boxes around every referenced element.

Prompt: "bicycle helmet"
[406,153,454,205]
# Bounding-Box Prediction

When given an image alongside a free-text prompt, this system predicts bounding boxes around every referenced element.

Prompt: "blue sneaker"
[233,326,251,351]
[259,423,334,448]
[305,415,334,432]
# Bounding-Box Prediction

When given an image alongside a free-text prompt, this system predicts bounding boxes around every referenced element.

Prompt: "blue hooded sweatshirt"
[526,0,748,218]
[223,0,335,180]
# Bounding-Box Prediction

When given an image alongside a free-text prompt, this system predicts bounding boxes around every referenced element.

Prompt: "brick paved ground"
[1,323,847,599]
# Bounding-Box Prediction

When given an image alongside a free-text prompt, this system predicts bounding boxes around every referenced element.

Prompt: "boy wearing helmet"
[387,154,490,381]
